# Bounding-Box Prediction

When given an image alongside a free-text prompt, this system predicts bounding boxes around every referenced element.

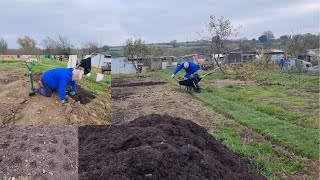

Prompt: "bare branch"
[198,15,241,74]
[0,38,8,54]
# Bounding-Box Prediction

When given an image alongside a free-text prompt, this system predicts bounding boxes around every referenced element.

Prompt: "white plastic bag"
[67,55,77,69]
[96,73,104,82]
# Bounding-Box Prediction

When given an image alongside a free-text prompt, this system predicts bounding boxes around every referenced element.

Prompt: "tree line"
[121,33,318,61]
[1,20,318,59]
[0,35,110,55]
[122,15,319,73]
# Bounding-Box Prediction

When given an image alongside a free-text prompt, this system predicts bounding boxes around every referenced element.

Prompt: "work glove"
[61,98,68,104]
[69,91,75,96]
[171,74,175,78]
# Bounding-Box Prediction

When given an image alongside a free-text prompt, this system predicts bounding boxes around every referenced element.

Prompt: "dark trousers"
[37,76,53,97]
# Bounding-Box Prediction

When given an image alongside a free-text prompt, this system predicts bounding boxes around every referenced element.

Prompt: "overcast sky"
[1,0,319,48]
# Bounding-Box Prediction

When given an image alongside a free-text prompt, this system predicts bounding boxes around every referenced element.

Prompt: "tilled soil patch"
[0,75,20,84]
[111,91,135,100]
[78,114,265,180]
[67,85,96,105]
[0,126,78,180]
[112,81,167,87]
[112,77,167,88]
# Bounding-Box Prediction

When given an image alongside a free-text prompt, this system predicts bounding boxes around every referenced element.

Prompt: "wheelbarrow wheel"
[194,87,201,93]
[194,85,201,93]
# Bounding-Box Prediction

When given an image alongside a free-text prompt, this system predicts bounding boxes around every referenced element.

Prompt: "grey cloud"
[0,0,318,48]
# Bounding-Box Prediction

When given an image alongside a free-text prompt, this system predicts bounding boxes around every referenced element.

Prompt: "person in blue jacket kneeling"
[36,68,84,103]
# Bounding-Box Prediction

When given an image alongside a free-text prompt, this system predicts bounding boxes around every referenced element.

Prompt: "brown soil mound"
[79,114,265,180]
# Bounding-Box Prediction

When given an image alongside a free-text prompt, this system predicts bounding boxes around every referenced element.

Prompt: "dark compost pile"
[78,114,265,180]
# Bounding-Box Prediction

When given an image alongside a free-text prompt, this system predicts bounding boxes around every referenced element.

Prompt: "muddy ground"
[78,114,265,180]
[0,68,110,125]
[111,76,228,127]
[0,126,78,180]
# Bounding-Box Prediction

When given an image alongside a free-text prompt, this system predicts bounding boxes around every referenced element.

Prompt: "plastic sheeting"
[67,55,78,69]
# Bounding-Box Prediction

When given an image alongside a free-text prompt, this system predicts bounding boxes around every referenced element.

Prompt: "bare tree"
[123,38,135,59]
[123,38,150,73]
[170,40,178,47]
[285,34,306,58]
[17,35,37,54]
[81,40,100,55]
[41,36,58,54]
[150,46,168,57]
[199,15,241,73]
[226,42,239,51]
[239,40,253,50]
[263,30,275,41]
[101,45,110,52]
[0,38,8,54]
[56,34,73,56]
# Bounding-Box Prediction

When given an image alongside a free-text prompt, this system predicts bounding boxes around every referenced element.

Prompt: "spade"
[26,60,36,96]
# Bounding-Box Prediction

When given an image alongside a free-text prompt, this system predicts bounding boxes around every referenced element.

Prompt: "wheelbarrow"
[174,67,220,93]
[176,75,202,93]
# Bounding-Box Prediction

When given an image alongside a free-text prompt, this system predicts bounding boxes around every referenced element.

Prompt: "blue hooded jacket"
[173,61,199,78]
[43,68,76,101]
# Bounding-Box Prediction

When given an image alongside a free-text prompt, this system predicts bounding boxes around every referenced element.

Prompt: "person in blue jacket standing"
[279,58,285,72]
[36,68,83,103]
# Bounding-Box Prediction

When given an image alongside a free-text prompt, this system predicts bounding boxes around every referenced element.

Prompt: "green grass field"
[169,46,193,52]
[152,69,319,179]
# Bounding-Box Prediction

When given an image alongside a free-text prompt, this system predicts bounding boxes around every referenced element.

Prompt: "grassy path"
[151,69,319,179]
